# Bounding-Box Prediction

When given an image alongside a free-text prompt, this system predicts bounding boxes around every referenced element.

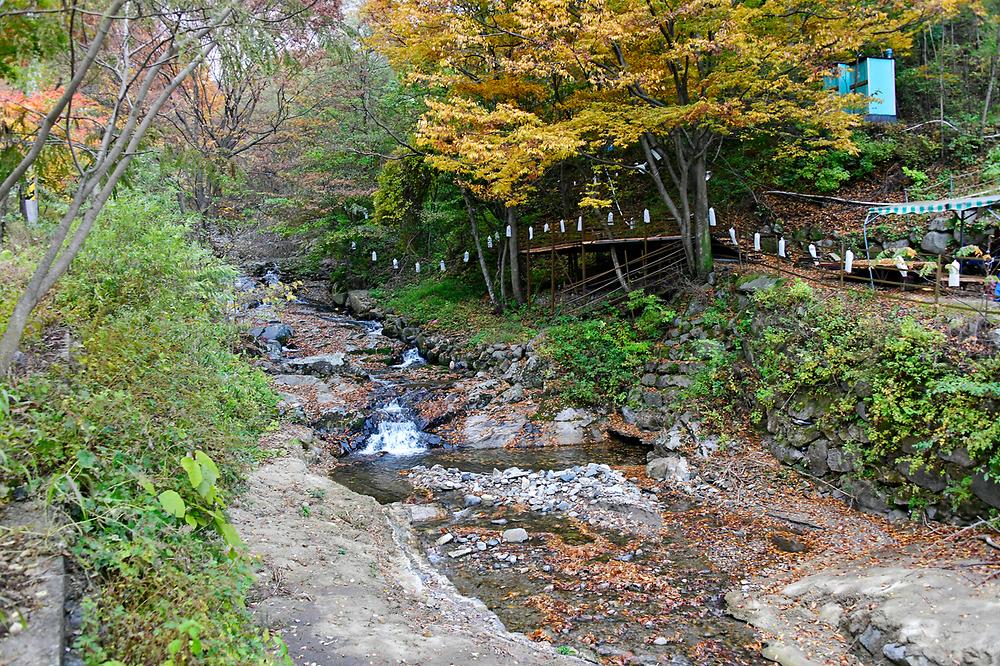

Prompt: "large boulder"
[346,289,374,317]
[646,455,691,482]
[920,231,952,255]
[738,275,779,294]
[462,413,527,449]
[548,408,595,446]
[286,353,350,377]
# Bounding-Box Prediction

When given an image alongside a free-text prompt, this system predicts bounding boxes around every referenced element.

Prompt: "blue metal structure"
[826,54,897,122]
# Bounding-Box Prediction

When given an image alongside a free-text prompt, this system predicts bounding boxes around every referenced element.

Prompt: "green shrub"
[0,184,279,663]
[540,317,651,406]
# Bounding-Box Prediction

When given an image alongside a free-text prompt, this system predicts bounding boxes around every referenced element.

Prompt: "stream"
[293,305,766,664]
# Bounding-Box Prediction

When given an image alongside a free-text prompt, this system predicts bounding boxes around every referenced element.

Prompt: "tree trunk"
[691,150,714,280]
[506,208,524,305]
[982,23,1000,131]
[640,133,695,273]
[463,190,499,311]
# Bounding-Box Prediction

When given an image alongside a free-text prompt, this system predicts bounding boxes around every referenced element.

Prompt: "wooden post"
[550,227,556,314]
[934,254,942,315]
[642,225,649,285]
[839,241,845,288]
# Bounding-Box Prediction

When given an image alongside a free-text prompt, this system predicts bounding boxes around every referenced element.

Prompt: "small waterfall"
[361,399,427,455]
[396,347,426,368]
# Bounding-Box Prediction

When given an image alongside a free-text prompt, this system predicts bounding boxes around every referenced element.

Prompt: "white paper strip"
[543,223,550,233]
[487,236,493,249]
[559,219,565,233]
[371,250,377,262]
[709,207,717,227]
[505,225,512,238]
[844,250,854,274]
[778,237,786,258]
[439,260,446,272]
[729,227,738,245]
[895,256,908,278]
[948,260,960,287]
[415,262,421,273]
[643,209,650,224]
[351,241,356,251]
[393,258,399,270]
[577,217,583,232]
[607,212,614,225]
[463,251,470,263]
[808,244,817,260]
[753,232,761,252]
[528,226,534,240]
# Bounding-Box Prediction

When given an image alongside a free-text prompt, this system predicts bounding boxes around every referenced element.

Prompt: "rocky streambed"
[239,292,1000,666]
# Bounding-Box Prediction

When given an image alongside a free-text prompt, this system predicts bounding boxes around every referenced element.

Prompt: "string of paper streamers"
[343,207,972,288]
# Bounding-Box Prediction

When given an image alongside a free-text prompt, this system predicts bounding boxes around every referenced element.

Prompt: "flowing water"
[314,308,765,664]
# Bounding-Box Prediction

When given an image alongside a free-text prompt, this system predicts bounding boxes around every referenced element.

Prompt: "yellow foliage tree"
[367,0,961,281]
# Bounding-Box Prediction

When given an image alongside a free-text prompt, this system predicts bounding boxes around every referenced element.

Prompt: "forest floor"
[230,299,1000,666]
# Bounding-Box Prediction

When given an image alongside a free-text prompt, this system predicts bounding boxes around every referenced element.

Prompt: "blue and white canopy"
[869,194,1000,216]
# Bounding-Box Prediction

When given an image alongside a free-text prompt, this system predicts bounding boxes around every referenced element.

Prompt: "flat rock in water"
[287,353,349,376]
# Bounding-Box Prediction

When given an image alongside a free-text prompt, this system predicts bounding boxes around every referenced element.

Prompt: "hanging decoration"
[506,225,512,238]
[487,236,494,249]
[778,237,787,258]
[948,260,960,287]
[643,209,650,224]
[543,223,550,233]
[577,217,583,232]
[439,260,446,272]
[415,262,421,273]
[528,226,534,240]
[728,227,738,245]
[371,250,377,262]
[844,250,854,274]
[753,232,761,252]
[559,219,565,233]
[607,212,614,225]
[392,258,399,270]
[463,251,470,263]
[895,256,908,278]
[808,244,818,262]
[709,207,717,227]
[351,241,356,251]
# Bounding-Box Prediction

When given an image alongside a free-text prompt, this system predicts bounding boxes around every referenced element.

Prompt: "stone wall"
[619,284,1000,523]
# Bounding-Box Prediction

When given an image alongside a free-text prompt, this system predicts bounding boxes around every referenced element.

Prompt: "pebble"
[435,533,454,546]
[653,637,668,646]
[448,547,473,558]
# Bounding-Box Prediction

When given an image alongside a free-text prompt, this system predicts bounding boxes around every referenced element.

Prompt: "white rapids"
[395,347,426,368]
[360,399,426,455]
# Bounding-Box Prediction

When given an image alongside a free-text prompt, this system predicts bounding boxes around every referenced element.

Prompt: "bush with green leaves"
[745,279,1000,487]
[540,316,652,406]
[0,184,280,662]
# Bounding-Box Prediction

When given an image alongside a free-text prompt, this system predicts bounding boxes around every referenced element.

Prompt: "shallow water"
[316,305,764,664]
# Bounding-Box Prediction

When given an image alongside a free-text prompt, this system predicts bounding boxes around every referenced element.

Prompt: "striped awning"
[869,194,1000,216]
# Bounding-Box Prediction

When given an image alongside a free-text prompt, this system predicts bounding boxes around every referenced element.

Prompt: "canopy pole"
[863,210,878,289]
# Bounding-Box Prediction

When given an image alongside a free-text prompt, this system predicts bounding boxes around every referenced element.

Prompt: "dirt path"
[229,426,579,666]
